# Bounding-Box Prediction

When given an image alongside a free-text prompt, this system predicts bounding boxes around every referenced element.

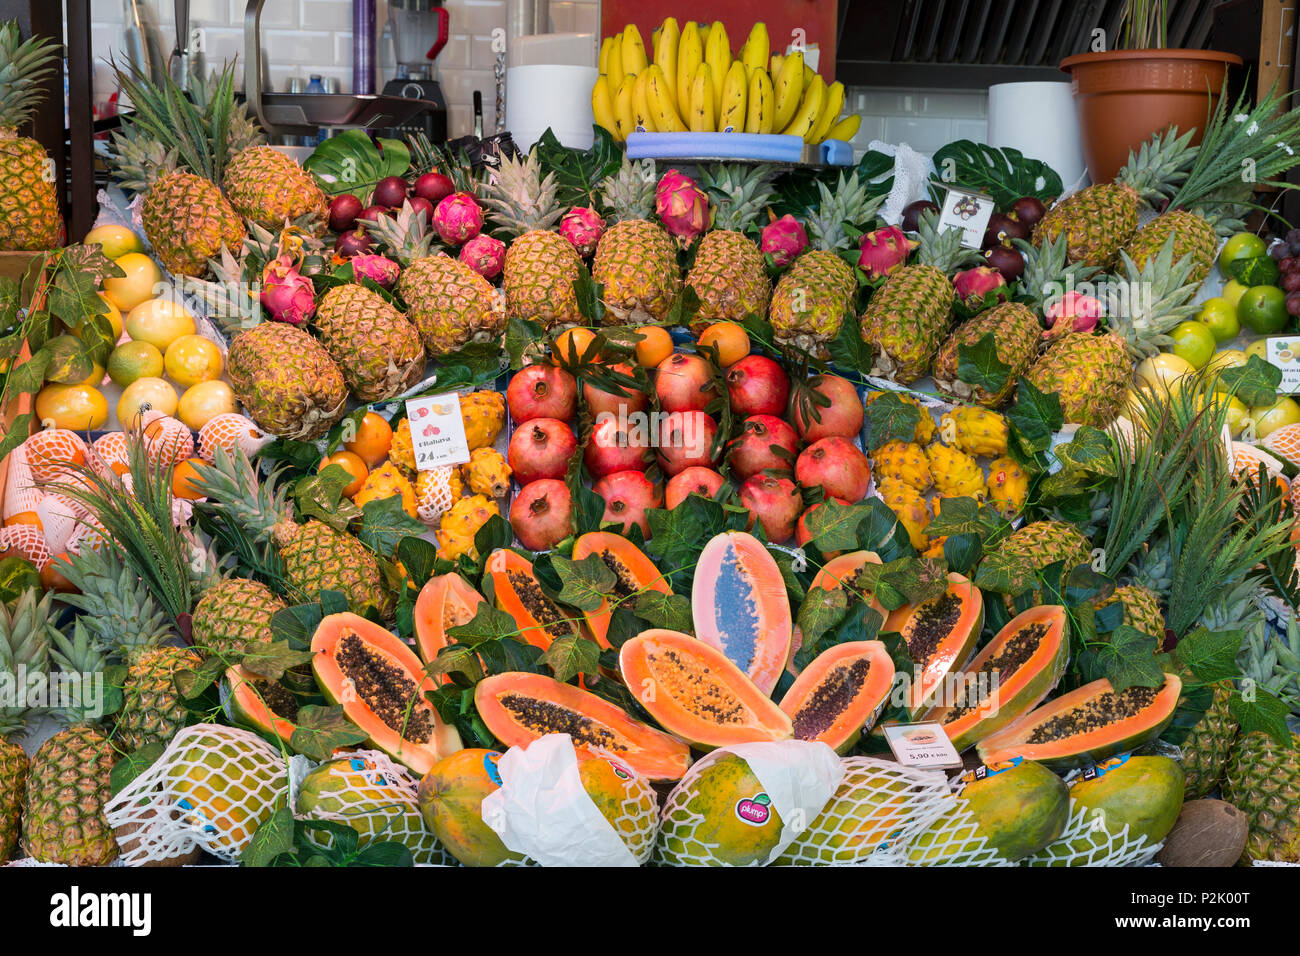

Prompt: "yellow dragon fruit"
[461,447,512,498]
[870,440,932,491]
[985,456,1028,519]
[436,494,499,560]
[388,420,417,478]
[461,391,506,451]
[877,481,931,550]
[353,462,418,517]
[940,407,1008,458]
[925,442,985,499]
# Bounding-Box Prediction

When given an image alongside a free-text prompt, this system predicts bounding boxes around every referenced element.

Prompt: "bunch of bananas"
[592,19,862,145]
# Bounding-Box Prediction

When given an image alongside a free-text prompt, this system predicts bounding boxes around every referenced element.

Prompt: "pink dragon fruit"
[952,266,1008,310]
[560,207,606,256]
[655,169,709,242]
[350,253,401,289]
[260,255,316,325]
[459,234,506,280]
[433,192,484,245]
[858,225,916,279]
[760,215,808,268]
[1044,290,1103,335]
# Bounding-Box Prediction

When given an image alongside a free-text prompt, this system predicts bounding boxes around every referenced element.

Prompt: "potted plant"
[1060,0,1241,184]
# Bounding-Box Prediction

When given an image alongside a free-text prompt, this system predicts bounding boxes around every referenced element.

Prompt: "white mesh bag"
[103,724,288,865]
[773,756,952,866]
[293,750,456,866]
[884,793,1020,867]
[1022,798,1164,867]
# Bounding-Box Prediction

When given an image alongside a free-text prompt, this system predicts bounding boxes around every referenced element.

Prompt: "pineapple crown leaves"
[1117,125,1197,207]
[190,444,297,544]
[364,201,440,265]
[47,619,116,728]
[1014,232,1100,313]
[56,546,178,659]
[913,209,982,275]
[0,588,58,736]
[1238,614,1300,707]
[804,170,886,252]
[0,21,61,131]
[598,155,656,224]
[1105,233,1203,359]
[479,148,565,238]
[698,163,777,233]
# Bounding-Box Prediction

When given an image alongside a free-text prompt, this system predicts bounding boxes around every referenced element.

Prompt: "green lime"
[1218,232,1267,273]
[1250,397,1300,438]
[107,340,164,387]
[1170,321,1217,369]
[1245,338,1270,362]
[1195,296,1240,342]
[1221,278,1249,308]
[1237,285,1290,334]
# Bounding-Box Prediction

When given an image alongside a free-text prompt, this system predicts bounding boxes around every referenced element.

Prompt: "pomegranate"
[656,410,718,476]
[795,497,850,551]
[739,475,802,542]
[509,479,573,551]
[584,363,650,418]
[328,194,363,232]
[592,470,662,538]
[901,199,939,232]
[507,365,578,423]
[414,172,454,205]
[728,414,799,481]
[726,354,790,417]
[984,244,1026,283]
[789,375,864,441]
[665,466,726,508]
[795,437,871,503]
[1010,196,1047,228]
[506,418,577,485]
[584,414,651,478]
[372,176,410,209]
[655,352,717,413]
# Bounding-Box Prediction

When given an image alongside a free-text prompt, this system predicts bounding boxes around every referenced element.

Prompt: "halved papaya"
[778,641,895,752]
[977,673,1182,770]
[808,550,886,622]
[473,671,692,781]
[895,572,983,718]
[572,531,671,650]
[692,531,792,694]
[485,549,581,650]
[414,573,486,673]
[619,629,793,749]
[312,612,463,775]
[928,605,1070,751]
[225,665,299,747]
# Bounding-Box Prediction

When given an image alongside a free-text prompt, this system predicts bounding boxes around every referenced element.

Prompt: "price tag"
[404,392,471,470]
[1265,336,1300,393]
[938,186,996,250]
[881,722,963,770]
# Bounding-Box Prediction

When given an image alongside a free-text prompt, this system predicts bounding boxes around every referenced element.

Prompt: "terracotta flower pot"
[1060,49,1242,184]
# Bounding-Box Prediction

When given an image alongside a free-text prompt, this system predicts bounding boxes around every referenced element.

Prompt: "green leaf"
[110,742,167,796]
[1097,625,1167,692]
[551,553,617,612]
[447,602,525,647]
[295,466,362,532]
[289,705,370,761]
[173,656,227,700]
[929,140,1063,208]
[474,513,513,559]
[802,500,873,554]
[827,309,873,372]
[304,129,411,198]
[1216,355,1282,407]
[505,316,547,371]
[864,391,920,451]
[632,590,692,632]
[955,334,1013,399]
[357,496,427,555]
[396,536,440,589]
[663,284,702,331]
[540,634,602,684]
[270,603,326,649]
[1006,377,1063,454]
[795,586,849,652]
[1229,687,1292,747]
[239,639,313,680]
[241,805,296,867]
[535,125,623,209]
[1225,254,1280,287]
[1173,627,1244,684]
[352,840,415,867]
[573,261,606,324]
[925,496,1003,538]
[424,643,485,685]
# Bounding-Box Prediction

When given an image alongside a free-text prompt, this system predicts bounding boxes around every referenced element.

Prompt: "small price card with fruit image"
[1264,337,1300,393]
[405,393,472,470]
[937,187,996,250]
[882,722,964,770]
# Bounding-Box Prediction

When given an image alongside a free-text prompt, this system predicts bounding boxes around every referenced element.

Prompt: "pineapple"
[227,322,348,440]
[1100,584,1166,641]
[0,590,56,861]
[313,283,424,402]
[191,577,287,662]
[984,519,1093,607]
[1025,235,1201,427]
[1180,683,1237,800]
[593,156,681,324]
[863,211,981,384]
[117,645,203,753]
[480,150,584,328]
[1224,732,1300,863]
[1033,127,1195,269]
[109,63,248,277]
[770,170,882,357]
[1123,209,1218,285]
[371,202,507,355]
[223,144,327,228]
[0,22,63,250]
[685,164,775,331]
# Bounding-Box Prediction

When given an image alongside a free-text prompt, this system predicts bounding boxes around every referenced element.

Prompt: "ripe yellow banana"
[781,74,825,140]
[803,63,815,90]
[651,27,661,55]
[632,67,656,132]
[704,20,731,118]
[717,59,748,132]
[772,51,804,131]
[654,17,680,114]
[824,113,862,142]
[646,63,687,132]
[606,38,624,84]
[622,25,649,76]
[770,53,785,77]
[613,73,637,140]
[591,74,618,138]
[688,62,715,133]
[599,36,614,75]
[741,23,769,74]
[699,22,711,48]
[810,80,845,143]
[676,21,704,124]
[744,67,774,134]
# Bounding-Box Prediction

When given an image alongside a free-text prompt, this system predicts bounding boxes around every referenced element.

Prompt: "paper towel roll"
[506,64,599,152]
[988,82,1085,188]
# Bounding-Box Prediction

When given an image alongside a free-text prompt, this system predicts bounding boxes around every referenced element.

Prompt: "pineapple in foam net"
[940,407,1008,458]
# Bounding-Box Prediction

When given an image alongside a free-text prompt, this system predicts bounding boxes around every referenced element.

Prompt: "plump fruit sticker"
[734,792,773,826]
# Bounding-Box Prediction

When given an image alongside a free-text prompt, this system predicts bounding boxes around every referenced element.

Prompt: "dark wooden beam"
[65,0,95,239]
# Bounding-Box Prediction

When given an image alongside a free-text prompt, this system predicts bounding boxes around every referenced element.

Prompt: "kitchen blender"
[380,0,450,141]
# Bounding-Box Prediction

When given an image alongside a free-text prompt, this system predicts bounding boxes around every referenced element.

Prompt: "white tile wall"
[843,87,989,158]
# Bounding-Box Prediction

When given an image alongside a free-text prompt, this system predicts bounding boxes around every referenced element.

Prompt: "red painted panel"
[599,1,838,80]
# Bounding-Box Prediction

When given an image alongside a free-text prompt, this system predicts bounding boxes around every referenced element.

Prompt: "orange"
[320,451,368,498]
[633,325,674,367]
[172,458,208,500]
[343,412,394,468]
[553,327,597,363]
[697,321,750,366]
